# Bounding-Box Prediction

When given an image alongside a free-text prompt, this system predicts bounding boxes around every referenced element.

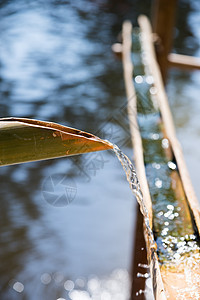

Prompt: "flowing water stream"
[112,144,156,251]
[103,126,200,298]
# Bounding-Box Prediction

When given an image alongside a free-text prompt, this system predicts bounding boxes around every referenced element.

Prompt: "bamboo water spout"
[0,117,113,167]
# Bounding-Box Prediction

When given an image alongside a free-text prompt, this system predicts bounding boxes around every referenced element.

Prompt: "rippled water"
[0,1,150,299]
[0,0,199,299]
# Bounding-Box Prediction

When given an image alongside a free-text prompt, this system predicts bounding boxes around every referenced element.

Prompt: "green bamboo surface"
[0,118,112,166]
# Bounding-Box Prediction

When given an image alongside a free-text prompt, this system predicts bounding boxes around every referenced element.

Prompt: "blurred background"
[0,0,199,299]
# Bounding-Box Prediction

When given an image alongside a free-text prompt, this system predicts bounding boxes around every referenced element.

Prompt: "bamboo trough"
[122,16,200,299]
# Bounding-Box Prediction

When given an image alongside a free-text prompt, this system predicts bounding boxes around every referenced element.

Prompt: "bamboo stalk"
[0,117,112,166]
[122,21,153,227]
[138,15,200,235]
[168,53,200,70]
[122,21,167,300]
[135,15,200,299]
[122,15,200,299]
[151,0,177,82]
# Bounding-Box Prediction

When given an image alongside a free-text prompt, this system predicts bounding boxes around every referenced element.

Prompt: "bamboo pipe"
[138,15,200,235]
[0,117,113,167]
[168,53,200,70]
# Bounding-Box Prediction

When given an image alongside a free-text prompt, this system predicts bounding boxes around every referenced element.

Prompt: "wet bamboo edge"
[138,15,200,235]
[122,21,167,300]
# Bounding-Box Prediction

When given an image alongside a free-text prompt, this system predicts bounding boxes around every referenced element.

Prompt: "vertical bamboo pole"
[151,0,178,83]
[122,21,166,300]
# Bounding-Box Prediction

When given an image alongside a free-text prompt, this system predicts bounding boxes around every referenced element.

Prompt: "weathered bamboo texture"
[122,21,166,300]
